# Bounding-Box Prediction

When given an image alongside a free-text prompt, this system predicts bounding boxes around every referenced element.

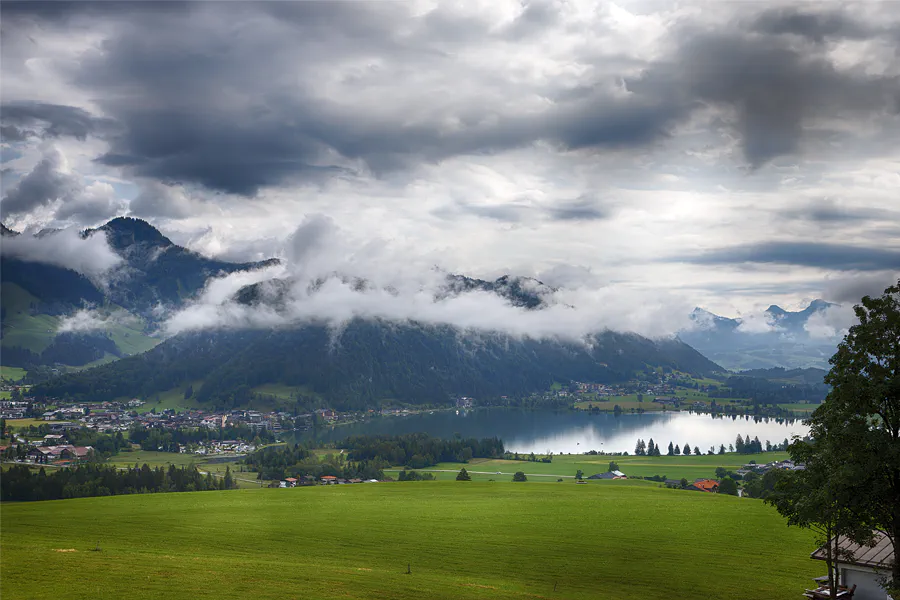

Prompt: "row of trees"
[634,436,790,457]
[766,281,900,598]
[0,463,235,502]
[342,433,505,468]
[707,376,828,404]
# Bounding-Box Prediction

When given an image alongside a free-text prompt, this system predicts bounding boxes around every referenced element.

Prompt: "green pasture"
[6,418,47,430]
[0,283,58,353]
[428,451,790,481]
[0,482,820,600]
[107,450,260,489]
[128,381,205,413]
[0,366,27,382]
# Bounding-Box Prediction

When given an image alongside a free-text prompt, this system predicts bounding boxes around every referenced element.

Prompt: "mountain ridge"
[679,300,842,370]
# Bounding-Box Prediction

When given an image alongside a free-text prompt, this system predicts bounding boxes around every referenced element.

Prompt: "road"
[394,469,575,479]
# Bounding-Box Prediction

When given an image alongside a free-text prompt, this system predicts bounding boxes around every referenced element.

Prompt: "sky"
[1,0,898,323]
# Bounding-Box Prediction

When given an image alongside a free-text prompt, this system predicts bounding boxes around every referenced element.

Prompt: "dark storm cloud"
[680,242,900,272]
[2,1,898,199]
[781,199,898,223]
[545,197,612,222]
[0,1,189,22]
[0,102,109,140]
[633,30,900,168]
[453,202,531,223]
[1,147,80,217]
[751,7,874,42]
[1,125,31,142]
[823,273,900,304]
[72,0,685,196]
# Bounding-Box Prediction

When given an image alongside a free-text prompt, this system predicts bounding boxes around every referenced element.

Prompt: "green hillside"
[1,482,818,599]
[0,282,59,352]
[1,282,159,368]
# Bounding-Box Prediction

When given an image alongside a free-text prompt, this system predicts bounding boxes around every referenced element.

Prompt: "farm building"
[810,532,895,600]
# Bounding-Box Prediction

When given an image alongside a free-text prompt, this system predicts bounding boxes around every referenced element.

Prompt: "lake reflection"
[300,408,809,454]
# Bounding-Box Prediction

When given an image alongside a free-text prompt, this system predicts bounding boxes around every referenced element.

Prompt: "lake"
[300,408,809,454]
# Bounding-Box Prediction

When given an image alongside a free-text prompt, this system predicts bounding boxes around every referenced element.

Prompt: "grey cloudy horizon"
[1,0,898,320]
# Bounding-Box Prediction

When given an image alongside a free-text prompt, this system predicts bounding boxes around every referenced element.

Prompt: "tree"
[456,468,471,481]
[575,469,584,480]
[184,384,194,400]
[767,437,874,598]
[634,439,646,456]
[512,471,527,482]
[718,477,738,496]
[667,442,674,456]
[715,466,727,479]
[683,441,691,456]
[693,446,701,456]
[787,280,900,593]
[673,444,681,455]
[607,461,619,473]
[647,439,656,456]
[679,477,688,489]
[718,444,725,455]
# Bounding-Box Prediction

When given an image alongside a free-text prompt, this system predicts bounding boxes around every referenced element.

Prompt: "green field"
[423,452,788,482]
[0,482,820,599]
[0,282,158,365]
[103,450,261,489]
[0,283,60,353]
[127,381,206,413]
[6,418,46,430]
[0,366,27,382]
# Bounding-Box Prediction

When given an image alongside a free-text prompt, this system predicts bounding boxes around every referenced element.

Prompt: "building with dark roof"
[811,532,894,600]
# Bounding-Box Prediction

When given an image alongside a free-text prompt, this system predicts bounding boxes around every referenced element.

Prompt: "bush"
[456,468,471,481]
[512,471,527,482]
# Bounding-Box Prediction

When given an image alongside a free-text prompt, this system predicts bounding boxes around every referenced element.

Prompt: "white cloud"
[57,308,139,333]
[162,217,695,339]
[804,304,858,340]
[1,226,122,280]
[736,311,782,334]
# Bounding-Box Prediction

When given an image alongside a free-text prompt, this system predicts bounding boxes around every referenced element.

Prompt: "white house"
[811,532,895,600]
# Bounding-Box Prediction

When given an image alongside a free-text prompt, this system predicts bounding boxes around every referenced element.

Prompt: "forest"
[241,444,386,481]
[0,463,235,502]
[341,432,506,468]
[33,322,721,410]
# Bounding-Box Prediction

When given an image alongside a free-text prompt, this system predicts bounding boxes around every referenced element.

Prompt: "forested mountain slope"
[34,321,722,409]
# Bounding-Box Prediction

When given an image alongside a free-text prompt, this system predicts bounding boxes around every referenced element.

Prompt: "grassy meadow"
[107,450,263,489]
[419,451,788,482]
[0,481,819,600]
[0,365,27,382]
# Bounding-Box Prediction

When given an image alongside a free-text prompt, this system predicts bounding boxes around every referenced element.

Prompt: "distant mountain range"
[3,217,723,406]
[678,301,842,371]
[1,217,277,370]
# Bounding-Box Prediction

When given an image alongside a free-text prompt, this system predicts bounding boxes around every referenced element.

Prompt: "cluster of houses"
[22,399,312,436]
[181,440,256,455]
[1,433,95,465]
[278,475,378,487]
[0,400,29,419]
[736,459,805,477]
